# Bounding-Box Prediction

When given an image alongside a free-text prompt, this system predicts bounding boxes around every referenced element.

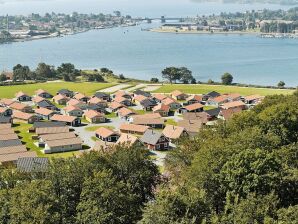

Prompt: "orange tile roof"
[153,103,170,112]
[88,97,106,105]
[162,125,185,139]
[184,103,204,111]
[220,107,243,120]
[0,124,12,130]
[119,123,149,133]
[46,137,82,148]
[53,94,69,101]
[15,91,29,98]
[221,101,245,110]
[114,96,130,103]
[131,113,162,120]
[74,93,88,100]
[162,97,178,106]
[35,89,47,95]
[244,94,264,101]
[32,96,46,103]
[116,134,139,146]
[13,110,35,120]
[171,90,185,97]
[134,95,148,102]
[0,107,9,113]
[153,93,167,101]
[36,126,69,135]
[67,99,82,106]
[186,95,203,102]
[109,101,125,110]
[35,108,54,116]
[84,110,104,119]
[210,95,229,103]
[0,151,37,163]
[0,133,19,141]
[95,127,117,138]
[51,114,77,123]
[10,102,29,110]
[0,98,15,106]
[63,105,82,112]
[118,107,135,117]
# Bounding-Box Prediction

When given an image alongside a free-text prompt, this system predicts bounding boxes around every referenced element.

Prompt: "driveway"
[73,116,127,148]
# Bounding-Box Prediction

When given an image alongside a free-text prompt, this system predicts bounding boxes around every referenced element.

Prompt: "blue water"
[0,0,297,86]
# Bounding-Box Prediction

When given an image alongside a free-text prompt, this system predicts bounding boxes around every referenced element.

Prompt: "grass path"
[153,84,294,96]
[0,82,116,98]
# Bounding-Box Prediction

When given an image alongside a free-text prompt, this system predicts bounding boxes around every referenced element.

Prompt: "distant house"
[88,97,108,108]
[207,95,229,107]
[13,111,39,124]
[50,114,81,127]
[171,90,188,100]
[179,103,204,114]
[17,157,49,173]
[140,130,170,150]
[66,99,87,110]
[133,117,164,129]
[153,103,170,117]
[140,98,157,111]
[203,91,221,101]
[0,107,12,117]
[37,100,57,111]
[113,90,132,100]
[225,93,242,102]
[30,121,66,133]
[38,132,76,147]
[129,113,162,123]
[83,110,106,123]
[35,108,56,120]
[221,101,246,110]
[177,119,203,136]
[186,95,203,105]
[117,107,135,119]
[0,151,37,167]
[183,112,208,124]
[205,108,221,120]
[92,140,115,152]
[95,127,120,142]
[116,134,143,147]
[35,89,53,98]
[35,126,70,135]
[162,97,181,110]
[74,93,90,103]
[219,107,243,120]
[109,102,125,112]
[93,92,110,101]
[244,94,264,105]
[62,105,83,117]
[0,133,19,141]
[57,89,74,98]
[53,94,70,105]
[32,96,46,104]
[85,104,106,114]
[162,125,188,141]
[15,91,31,102]
[119,123,149,135]
[153,93,167,103]
[114,96,132,106]
[44,137,82,154]
[133,89,151,98]
[0,98,15,107]
[9,102,33,113]
[133,94,148,105]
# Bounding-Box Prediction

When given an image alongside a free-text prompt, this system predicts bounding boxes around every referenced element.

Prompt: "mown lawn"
[165,119,178,126]
[153,84,294,96]
[0,82,116,98]
[13,123,81,158]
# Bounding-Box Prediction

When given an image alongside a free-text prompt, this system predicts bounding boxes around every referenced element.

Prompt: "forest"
[0,90,297,223]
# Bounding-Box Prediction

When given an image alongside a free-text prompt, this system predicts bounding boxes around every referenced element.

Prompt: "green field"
[153,84,295,96]
[0,82,116,98]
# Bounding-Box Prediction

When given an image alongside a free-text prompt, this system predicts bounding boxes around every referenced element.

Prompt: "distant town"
[1,7,298,43]
[0,11,137,43]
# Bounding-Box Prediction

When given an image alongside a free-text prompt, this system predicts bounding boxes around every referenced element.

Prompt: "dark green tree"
[221,72,233,85]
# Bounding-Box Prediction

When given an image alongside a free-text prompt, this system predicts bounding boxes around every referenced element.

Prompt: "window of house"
[108,137,111,141]
[156,144,160,149]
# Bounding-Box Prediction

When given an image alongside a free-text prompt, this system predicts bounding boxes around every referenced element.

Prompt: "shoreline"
[150,28,261,35]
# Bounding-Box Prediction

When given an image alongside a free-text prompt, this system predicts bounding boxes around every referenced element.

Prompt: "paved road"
[99,84,131,93]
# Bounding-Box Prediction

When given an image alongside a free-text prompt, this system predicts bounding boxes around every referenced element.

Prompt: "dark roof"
[140,130,165,145]
[57,89,73,95]
[205,91,221,98]
[0,139,22,148]
[133,90,151,97]
[86,104,105,111]
[37,100,55,108]
[33,121,66,129]
[141,99,157,108]
[93,92,110,98]
[205,108,221,117]
[17,157,49,172]
[0,116,11,123]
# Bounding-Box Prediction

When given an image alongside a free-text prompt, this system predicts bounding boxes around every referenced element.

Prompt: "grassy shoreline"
[153,84,295,96]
